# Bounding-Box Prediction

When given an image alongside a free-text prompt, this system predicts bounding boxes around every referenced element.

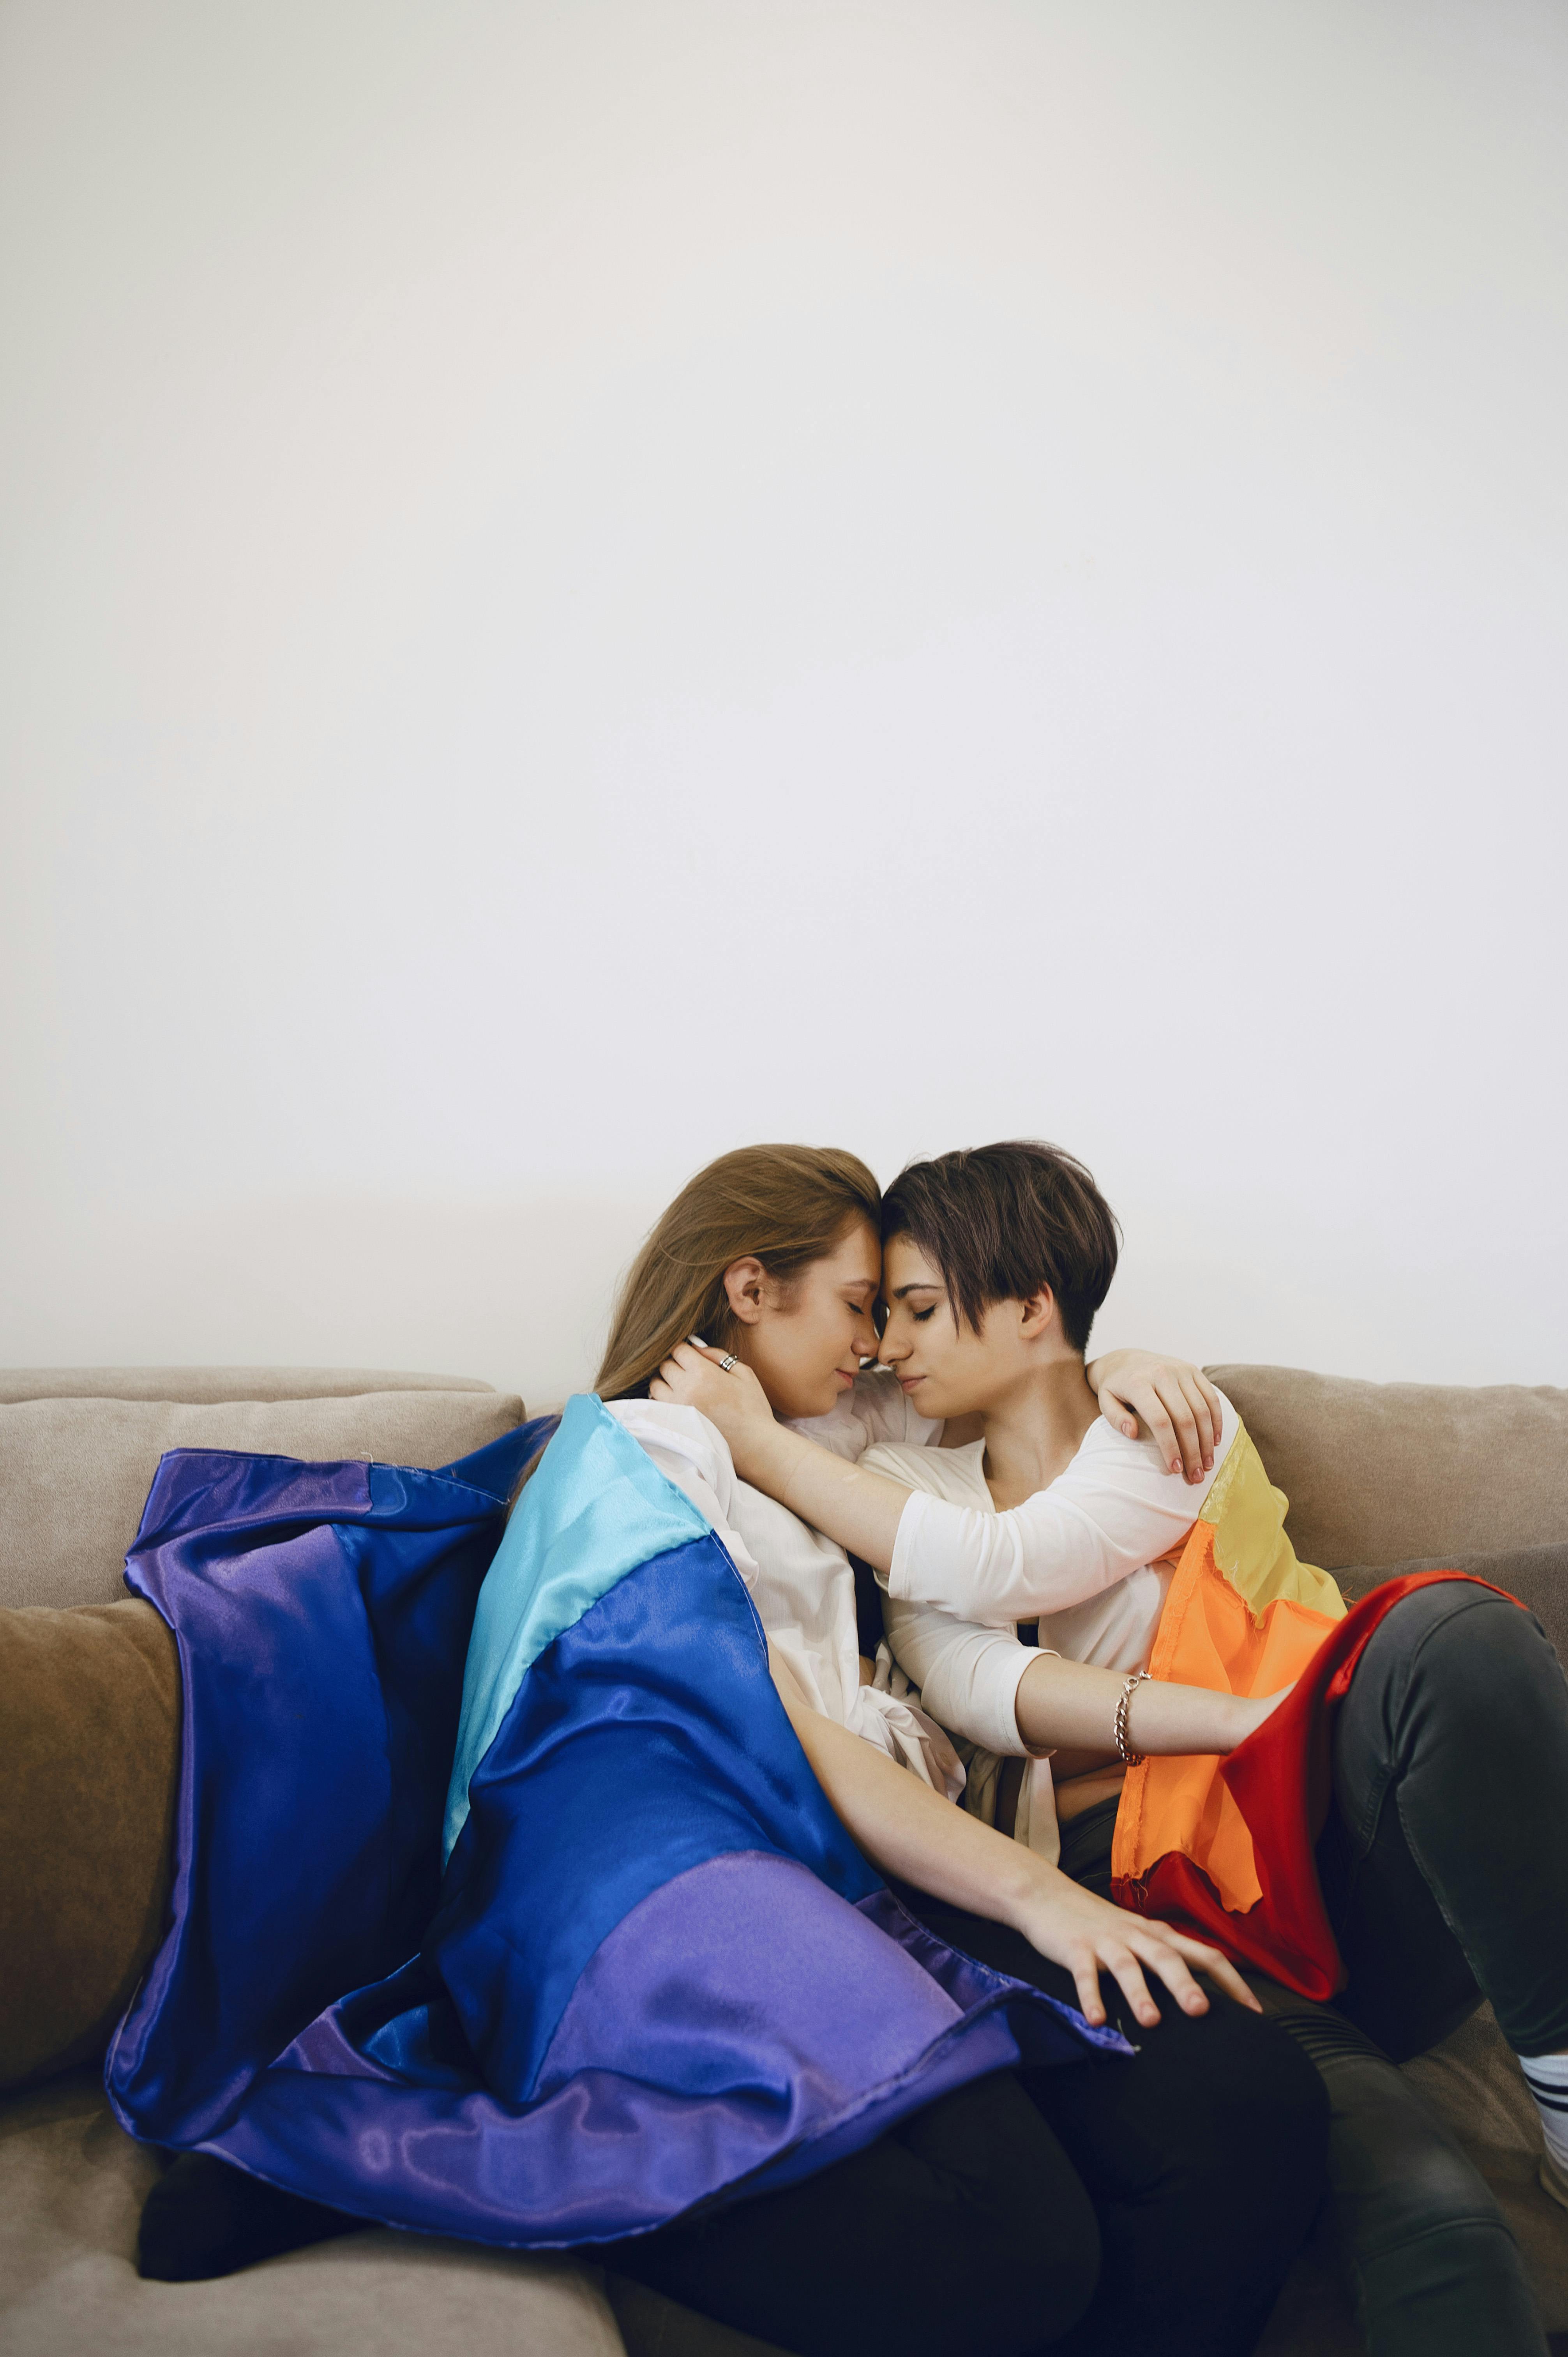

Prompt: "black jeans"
[614,1899,1328,2357]
[148,1950,1323,2357]
[609,2067,1100,2357]
[1061,1579,1568,2357]
[1318,1579,1568,2062]
[1245,1989,1549,2357]
[1060,1582,1568,2065]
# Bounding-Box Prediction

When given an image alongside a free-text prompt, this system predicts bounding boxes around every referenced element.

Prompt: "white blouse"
[607,1374,964,1800]
[604,1374,1235,1862]
[858,1404,1233,1861]
[866,1391,1238,1756]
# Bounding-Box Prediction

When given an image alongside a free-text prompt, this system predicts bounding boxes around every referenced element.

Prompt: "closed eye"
[913,1306,936,1323]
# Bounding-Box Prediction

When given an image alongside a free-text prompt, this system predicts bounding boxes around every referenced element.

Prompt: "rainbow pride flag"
[1110,1421,1501,1998]
[109,1398,1118,2247]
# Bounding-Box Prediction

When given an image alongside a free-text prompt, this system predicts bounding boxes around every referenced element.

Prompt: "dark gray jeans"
[1319,1578,1568,2061]
[1064,1579,1568,2357]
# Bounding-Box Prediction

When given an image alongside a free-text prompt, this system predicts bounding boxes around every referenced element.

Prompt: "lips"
[898,1375,923,1394]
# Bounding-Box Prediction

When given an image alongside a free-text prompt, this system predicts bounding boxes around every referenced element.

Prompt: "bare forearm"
[1015,1652,1270,1758]
[765,1646,1264,2028]
[750,1427,906,1572]
[774,1673,1046,1930]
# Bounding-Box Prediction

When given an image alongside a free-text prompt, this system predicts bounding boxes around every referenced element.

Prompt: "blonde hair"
[595,1145,881,1401]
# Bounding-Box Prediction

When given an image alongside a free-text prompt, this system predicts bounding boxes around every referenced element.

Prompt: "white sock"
[1519,2051,1568,2175]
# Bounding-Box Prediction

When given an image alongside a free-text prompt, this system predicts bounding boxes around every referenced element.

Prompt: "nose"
[878,1313,910,1367]
[851,1302,879,1360]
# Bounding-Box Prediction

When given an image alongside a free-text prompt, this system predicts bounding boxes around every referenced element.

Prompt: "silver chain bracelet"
[1114,1669,1153,1766]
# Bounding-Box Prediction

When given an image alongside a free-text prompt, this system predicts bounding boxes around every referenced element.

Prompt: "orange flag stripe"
[1111,1422,1344,1917]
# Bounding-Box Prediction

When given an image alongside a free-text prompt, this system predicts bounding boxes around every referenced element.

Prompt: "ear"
[1017,1285,1058,1343]
[722,1256,769,1327]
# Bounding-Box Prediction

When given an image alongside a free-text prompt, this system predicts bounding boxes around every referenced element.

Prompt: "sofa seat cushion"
[0,2070,625,2357]
[0,1383,526,1609]
[605,2277,792,2357]
[1205,1366,1568,1573]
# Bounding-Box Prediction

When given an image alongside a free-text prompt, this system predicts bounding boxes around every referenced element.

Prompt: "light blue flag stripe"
[442,1394,710,1861]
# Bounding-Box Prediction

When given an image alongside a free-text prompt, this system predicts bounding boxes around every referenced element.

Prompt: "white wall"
[3,0,1565,1405]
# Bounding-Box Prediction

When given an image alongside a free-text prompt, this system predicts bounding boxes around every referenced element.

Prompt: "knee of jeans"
[1304,2043,1507,2253]
[1180,2018,1331,2208]
[1356,2214,1539,2350]
[900,2079,1101,2349]
[961,2144,1099,2351]
[1403,1585,1562,1723]
[1355,2134,1508,2260]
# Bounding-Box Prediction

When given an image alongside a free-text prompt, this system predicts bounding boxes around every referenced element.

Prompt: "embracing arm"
[765,1643,1259,2028]
[651,1344,1005,1576]
[652,1349,1226,1614]
[1014,1649,1282,1756]
[885,1592,1284,1762]
[1084,1350,1224,1481]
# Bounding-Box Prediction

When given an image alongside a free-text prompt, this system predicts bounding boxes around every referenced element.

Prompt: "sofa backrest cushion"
[0,1367,495,1405]
[1334,1542,1568,1669]
[0,1598,179,2092]
[0,1373,526,1609]
[1206,1364,1568,1572]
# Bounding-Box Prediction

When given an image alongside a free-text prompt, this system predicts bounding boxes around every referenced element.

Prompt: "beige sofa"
[2,1362,1566,2356]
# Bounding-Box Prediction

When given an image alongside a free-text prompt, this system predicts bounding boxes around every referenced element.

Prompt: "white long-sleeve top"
[867,1389,1239,1760]
[606,1378,963,1800]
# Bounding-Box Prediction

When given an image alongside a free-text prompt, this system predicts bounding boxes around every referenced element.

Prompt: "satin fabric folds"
[1104,1419,1523,2000]
[108,1398,1120,2249]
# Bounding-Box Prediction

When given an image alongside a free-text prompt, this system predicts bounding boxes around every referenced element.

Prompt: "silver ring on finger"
[718,1355,738,1373]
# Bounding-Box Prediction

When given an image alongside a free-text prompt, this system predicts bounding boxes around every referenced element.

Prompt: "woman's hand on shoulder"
[1013,1868,1261,2029]
[1085,1349,1223,1484]
[650,1343,779,1466]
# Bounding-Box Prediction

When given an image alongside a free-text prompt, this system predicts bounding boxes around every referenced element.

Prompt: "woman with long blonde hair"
[584,1144,1326,2357]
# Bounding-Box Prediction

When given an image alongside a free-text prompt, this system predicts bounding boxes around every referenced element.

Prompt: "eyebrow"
[890,1281,943,1299]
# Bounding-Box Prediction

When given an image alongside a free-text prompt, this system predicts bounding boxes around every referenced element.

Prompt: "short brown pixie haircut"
[880,1141,1120,1354]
